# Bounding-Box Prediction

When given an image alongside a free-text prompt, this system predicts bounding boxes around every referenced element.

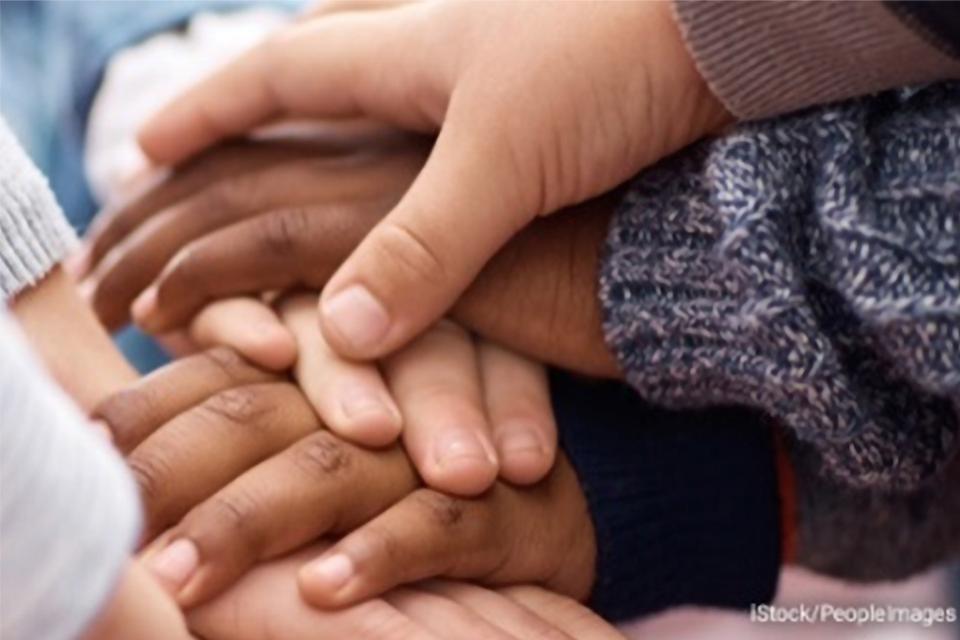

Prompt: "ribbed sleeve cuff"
[0,121,77,301]
[673,0,960,120]
[551,372,781,622]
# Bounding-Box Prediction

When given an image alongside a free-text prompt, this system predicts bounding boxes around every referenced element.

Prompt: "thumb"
[319,107,534,359]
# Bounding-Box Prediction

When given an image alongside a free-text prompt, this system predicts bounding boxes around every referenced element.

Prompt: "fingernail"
[131,286,158,324]
[497,426,546,457]
[303,553,354,592]
[147,538,198,590]
[434,430,493,468]
[340,388,400,424]
[76,279,96,302]
[321,285,389,352]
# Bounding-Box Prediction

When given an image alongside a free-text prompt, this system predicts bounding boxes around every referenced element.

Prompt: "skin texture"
[79,135,618,376]
[82,561,193,640]
[78,134,617,497]
[136,0,730,368]
[13,268,138,411]
[95,322,595,610]
[187,546,626,640]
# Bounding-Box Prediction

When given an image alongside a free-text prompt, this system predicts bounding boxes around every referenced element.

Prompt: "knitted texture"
[601,82,960,491]
[673,1,960,120]
[0,118,77,300]
[551,372,780,622]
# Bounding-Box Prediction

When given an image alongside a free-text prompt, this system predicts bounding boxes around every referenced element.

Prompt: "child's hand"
[280,294,557,492]
[137,0,730,363]
[80,134,617,377]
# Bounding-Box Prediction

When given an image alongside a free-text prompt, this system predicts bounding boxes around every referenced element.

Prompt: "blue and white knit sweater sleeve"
[0,118,141,639]
[601,82,960,491]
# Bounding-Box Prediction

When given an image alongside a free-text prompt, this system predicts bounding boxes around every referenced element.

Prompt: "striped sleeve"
[673,0,960,120]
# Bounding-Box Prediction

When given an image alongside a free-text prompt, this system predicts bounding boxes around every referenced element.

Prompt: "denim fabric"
[1,0,300,371]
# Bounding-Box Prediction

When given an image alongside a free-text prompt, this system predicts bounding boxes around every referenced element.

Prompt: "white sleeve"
[0,311,141,640]
[85,7,289,202]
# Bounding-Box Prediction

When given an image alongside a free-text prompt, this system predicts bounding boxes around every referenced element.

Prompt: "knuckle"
[202,490,266,555]
[127,451,173,518]
[374,219,447,288]
[199,386,272,426]
[291,431,352,480]
[93,388,154,449]
[411,489,464,528]
[202,346,251,383]
[352,524,403,568]
[260,208,311,257]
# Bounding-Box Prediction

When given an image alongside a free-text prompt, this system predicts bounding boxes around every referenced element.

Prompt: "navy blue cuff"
[551,371,781,622]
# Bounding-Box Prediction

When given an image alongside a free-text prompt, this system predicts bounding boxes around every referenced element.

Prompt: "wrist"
[12,268,137,411]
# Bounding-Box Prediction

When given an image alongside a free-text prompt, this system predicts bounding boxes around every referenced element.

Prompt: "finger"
[383,320,498,496]
[131,204,377,333]
[147,429,418,607]
[280,295,402,447]
[129,383,319,540]
[139,8,444,164]
[301,455,594,607]
[318,102,530,361]
[452,202,619,378]
[300,451,591,606]
[384,587,518,640]
[93,347,277,452]
[187,545,439,640]
[298,488,502,607]
[85,150,413,330]
[477,342,556,485]
[83,140,322,277]
[420,582,574,640]
[500,586,627,640]
[189,298,297,371]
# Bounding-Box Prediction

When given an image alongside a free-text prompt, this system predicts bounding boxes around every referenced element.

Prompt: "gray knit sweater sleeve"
[0,119,77,299]
[600,82,960,491]
[0,119,141,639]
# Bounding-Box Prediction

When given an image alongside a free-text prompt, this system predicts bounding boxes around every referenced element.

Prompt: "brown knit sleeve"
[673,0,960,120]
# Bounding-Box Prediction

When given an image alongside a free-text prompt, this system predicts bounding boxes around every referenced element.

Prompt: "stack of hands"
[76,132,628,640]
[70,0,731,637]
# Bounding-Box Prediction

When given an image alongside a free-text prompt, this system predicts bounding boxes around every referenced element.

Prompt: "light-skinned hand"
[187,546,625,640]
[135,0,730,364]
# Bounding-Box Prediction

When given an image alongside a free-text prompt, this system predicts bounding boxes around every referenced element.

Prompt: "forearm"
[674,0,960,120]
[13,267,136,411]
